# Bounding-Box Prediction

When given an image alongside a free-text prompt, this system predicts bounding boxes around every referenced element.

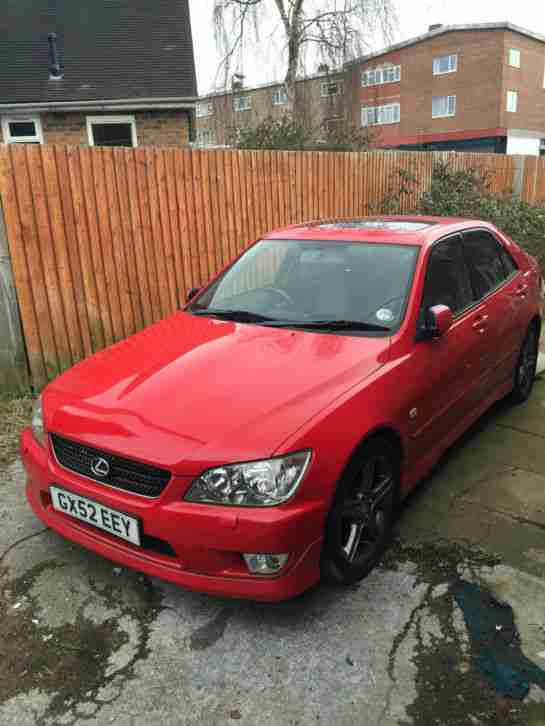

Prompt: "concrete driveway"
[1,379,545,726]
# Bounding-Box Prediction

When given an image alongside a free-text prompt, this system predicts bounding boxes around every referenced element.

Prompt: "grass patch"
[0,395,33,469]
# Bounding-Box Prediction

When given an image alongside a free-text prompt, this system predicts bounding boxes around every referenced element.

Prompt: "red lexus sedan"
[21,217,542,601]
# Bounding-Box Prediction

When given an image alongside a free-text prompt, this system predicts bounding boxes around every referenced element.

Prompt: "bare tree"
[213,0,397,109]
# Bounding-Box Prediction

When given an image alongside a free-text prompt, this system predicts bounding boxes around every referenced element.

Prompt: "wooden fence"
[0,144,539,389]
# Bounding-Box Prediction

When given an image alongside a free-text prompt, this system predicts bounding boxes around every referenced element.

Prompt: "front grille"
[50,434,171,498]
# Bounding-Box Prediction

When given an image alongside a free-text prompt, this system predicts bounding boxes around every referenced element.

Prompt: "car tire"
[321,437,399,586]
[510,324,539,404]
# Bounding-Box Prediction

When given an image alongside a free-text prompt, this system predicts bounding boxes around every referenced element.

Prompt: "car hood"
[45,313,390,474]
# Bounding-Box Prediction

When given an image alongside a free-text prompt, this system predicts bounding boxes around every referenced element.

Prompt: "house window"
[272,88,288,106]
[508,49,521,68]
[321,81,344,97]
[1,115,43,144]
[506,90,518,113]
[432,95,456,118]
[233,95,251,112]
[361,103,400,127]
[196,102,214,118]
[433,54,458,75]
[361,65,401,87]
[86,115,137,147]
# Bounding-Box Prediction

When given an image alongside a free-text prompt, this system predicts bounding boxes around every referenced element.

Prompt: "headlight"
[31,396,46,447]
[185,450,312,507]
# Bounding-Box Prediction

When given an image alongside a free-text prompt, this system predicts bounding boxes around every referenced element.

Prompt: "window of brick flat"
[195,129,216,147]
[321,81,344,97]
[433,54,458,75]
[361,64,401,87]
[233,95,251,112]
[506,90,518,113]
[87,115,137,147]
[508,49,521,68]
[1,115,43,143]
[272,88,288,105]
[196,102,214,118]
[361,102,400,126]
[432,95,456,118]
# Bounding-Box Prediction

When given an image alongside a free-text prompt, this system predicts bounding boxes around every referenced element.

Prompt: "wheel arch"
[336,425,405,500]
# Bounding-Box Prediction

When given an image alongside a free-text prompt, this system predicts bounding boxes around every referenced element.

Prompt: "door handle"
[472,314,489,332]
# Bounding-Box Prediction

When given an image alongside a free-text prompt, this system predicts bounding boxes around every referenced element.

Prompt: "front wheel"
[510,325,539,404]
[321,438,399,586]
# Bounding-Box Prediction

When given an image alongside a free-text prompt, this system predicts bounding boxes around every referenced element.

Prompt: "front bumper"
[21,429,325,601]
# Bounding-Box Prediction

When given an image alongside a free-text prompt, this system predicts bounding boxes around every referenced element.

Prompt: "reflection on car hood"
[45,312,390,474]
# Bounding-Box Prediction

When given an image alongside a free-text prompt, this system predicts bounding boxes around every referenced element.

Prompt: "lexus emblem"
[90,457,110,478]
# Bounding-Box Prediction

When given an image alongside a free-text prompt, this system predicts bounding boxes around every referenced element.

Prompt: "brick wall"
[500,31,545,134]
[0,109,191,147]
[195,74,348,147]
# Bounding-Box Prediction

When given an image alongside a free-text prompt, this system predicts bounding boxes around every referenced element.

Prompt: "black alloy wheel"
[511,325,539,404]
[322,437,398,585]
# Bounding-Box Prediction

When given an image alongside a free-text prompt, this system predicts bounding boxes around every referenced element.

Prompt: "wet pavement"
[1,377,545,725]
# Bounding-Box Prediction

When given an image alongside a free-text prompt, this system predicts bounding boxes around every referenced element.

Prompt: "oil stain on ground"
[0,558,163,725]
[383,539,545,726]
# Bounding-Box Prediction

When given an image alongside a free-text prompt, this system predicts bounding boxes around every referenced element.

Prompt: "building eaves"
[345,22,545,67]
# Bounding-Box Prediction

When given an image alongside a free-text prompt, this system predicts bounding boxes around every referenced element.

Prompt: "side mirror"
[418,304,453,341]
[186,287,201,303]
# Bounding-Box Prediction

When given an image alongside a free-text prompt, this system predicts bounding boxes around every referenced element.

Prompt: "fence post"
[512,155,526,200]
[0,195,29,394]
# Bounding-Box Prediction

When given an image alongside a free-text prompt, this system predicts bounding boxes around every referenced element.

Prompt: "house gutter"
[0,97,197,112]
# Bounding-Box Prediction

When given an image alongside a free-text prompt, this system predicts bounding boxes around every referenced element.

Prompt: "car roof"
[263,216,494,248]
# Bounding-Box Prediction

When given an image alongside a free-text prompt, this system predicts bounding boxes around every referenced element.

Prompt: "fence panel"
[0,145,529,388]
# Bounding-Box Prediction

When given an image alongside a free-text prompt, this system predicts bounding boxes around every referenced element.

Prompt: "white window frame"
[433,54,458,75]
[506,90,518,113]
[361,102,400,127]
[1,114,44,144]
[321,81,344,97]
[195,128,217,147]
[432,95,457,119]
[508,48,521,68]
[86,115,138,147]
[361,64,401,87]
[272,88,288,106]
[196,102,214,118]
[233,95,252,112]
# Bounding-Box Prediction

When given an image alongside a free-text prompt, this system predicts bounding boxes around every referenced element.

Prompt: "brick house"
[197,22,545,156]
[0,0,197,148]
[195,71,347,147]
[348,22,545,155]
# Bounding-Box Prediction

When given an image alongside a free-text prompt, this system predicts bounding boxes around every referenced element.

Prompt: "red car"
[22,217,542,601]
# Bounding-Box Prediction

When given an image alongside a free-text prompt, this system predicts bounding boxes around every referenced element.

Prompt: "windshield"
[189,239,420,335]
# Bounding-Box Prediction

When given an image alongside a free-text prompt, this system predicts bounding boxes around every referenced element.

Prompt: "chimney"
[428,24,443,32]
[48,33,63,79]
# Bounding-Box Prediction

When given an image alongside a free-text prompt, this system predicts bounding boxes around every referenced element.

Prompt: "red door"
[407,234,482,454]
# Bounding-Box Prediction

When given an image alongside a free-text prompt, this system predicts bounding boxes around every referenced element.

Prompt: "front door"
[408,234,482,455]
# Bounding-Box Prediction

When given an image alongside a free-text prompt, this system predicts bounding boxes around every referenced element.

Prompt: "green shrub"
[381,161,545,269]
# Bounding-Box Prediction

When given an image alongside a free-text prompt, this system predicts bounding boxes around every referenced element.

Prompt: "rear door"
[408,234,481,451]
[462,229,521,397]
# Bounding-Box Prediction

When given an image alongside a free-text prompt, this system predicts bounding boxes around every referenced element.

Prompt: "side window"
[463,230,509,299]
[421,237,473,315]
[497,244,519,277]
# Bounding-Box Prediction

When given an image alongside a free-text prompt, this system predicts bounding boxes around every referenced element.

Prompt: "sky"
[189,0,545,95]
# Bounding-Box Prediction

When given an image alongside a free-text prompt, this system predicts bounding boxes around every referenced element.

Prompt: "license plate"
[49,486,141,546]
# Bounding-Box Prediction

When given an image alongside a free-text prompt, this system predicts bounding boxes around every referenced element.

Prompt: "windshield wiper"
[189,308,275,323]
[262,319,391,332]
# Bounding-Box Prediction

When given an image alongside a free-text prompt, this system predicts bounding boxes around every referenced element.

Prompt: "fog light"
[243,553,289,575]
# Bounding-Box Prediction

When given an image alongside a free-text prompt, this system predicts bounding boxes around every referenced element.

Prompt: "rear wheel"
[321,438,398,585]
[510,325,539,404]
